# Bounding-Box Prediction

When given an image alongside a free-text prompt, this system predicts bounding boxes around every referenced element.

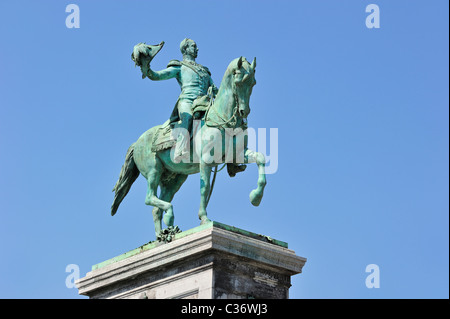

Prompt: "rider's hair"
[180,38,194,55]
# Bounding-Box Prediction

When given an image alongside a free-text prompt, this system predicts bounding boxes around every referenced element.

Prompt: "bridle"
[204,93,239,128]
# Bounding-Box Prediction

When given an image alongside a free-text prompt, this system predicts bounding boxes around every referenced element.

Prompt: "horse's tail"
[111,143,140,216]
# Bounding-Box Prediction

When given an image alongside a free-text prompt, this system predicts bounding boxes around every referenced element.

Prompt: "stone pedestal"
[76,221,307,299]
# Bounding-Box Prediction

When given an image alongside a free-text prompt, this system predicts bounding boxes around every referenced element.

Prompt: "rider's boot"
[173,111,193,162]
[174,133,189,162]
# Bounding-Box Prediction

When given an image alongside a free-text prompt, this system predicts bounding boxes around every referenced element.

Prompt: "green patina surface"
[112,41,265,241]
[92,221,287,271]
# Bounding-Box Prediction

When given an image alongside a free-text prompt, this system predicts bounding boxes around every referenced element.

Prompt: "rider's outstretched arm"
[141,63,180,81]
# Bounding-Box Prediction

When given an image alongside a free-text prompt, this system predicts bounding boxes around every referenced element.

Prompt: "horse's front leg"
[198,161,212,224]
[245,149,267,206]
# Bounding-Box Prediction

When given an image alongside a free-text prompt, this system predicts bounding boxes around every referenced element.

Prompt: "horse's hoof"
[250,189,263,206]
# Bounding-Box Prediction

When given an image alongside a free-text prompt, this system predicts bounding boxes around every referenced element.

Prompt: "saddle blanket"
[151,121,177,152]
[151,96,211,152]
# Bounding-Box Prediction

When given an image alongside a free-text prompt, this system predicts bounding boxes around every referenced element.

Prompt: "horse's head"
[228,56,257,119]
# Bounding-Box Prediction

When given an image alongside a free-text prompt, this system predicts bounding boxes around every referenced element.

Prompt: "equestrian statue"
[111,39,266,239]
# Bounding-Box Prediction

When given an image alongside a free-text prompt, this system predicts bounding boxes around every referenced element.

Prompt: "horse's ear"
[251,57,256,71]
[237,56,243,69]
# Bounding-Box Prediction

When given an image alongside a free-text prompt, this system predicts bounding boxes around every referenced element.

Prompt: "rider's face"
[186,41,198,58]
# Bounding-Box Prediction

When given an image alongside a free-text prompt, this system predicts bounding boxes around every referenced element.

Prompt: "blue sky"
[0,0,448,298]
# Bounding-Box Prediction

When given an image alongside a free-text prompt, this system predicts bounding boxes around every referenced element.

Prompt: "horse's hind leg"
[159,174,188,227]
[150,174,188,237]
[151,206,163,237]
[144,159,173,237]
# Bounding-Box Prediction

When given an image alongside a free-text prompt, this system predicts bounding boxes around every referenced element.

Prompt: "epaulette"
[167,59,182,67]
[203,66,211,76]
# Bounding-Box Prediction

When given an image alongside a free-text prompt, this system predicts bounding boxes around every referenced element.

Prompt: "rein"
[204,96,238,128]
[205,163,226,207]
[204,87,240,129]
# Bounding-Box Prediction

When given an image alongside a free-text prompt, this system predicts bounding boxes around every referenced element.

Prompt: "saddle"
[151,95,246,177]
[192,95,211,120]
[151,95,211,152]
